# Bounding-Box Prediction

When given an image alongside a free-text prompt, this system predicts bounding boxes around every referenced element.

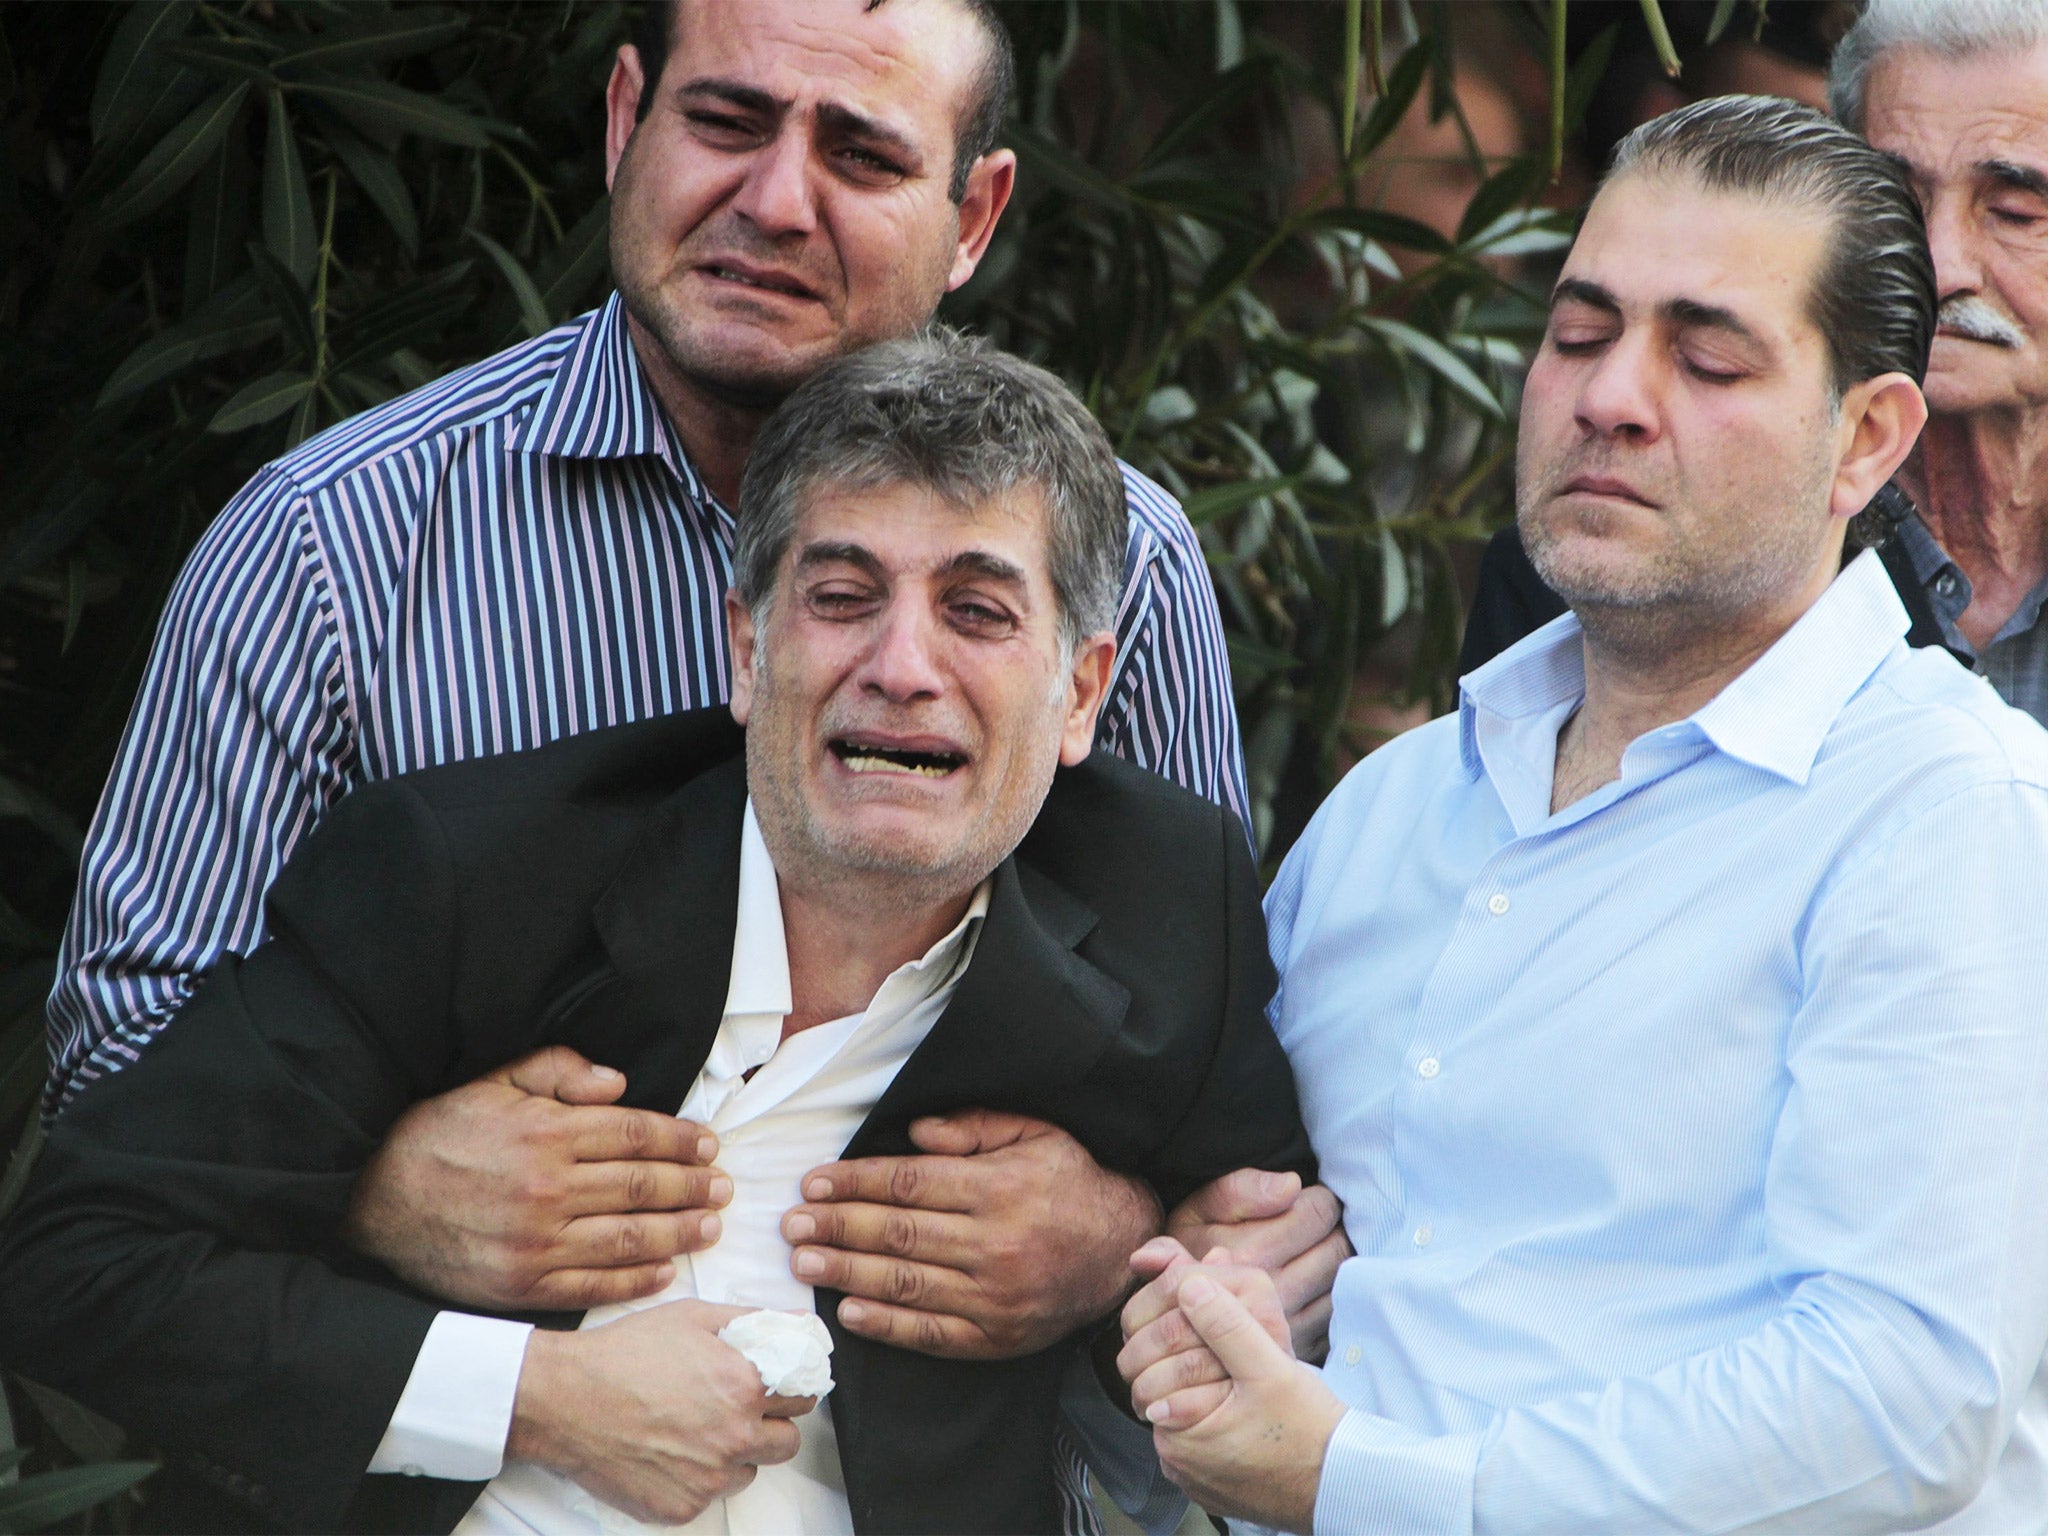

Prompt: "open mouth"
[702,264,814,300]
[829,739,966,778]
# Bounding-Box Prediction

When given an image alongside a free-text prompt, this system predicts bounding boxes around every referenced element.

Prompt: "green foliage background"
[0,0,1642,1523]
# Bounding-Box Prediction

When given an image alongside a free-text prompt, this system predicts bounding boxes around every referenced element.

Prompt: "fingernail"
[804,1177,833,1201]
[699,1214,721,1243]
[1180,1276,1217,1305]
[785,1213,815,1242]
[840,1300,867,1326]
[1264,1170,1291,1197]
[794,1249,825,1278]
[654,1261,676,1284]
[589,1063,622,1081]
[1146,1400,1172,1424]
[697,1135,717,1161]
[708,1176,733,1206]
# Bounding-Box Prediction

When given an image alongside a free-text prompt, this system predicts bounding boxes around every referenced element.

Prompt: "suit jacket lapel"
[844,856,1132,1161]
[549,754,748,1114]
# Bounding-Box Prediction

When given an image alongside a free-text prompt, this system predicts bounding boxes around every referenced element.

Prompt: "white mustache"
[1937,296,2024,348]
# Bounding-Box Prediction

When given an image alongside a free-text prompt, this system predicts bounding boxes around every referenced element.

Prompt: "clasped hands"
[341,1043,1348,1517]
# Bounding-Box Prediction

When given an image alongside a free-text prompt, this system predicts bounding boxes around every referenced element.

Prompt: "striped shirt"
[48,292,1247,1113]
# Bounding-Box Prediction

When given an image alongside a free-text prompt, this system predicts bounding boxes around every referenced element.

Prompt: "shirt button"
[1417,1056,1440,1079]
[400,1465,425,1478]
[1936,572,1958,597]
[1487,893,1511,916]
[1344,1344,1363,1366]
[1413,1224,1433,1247]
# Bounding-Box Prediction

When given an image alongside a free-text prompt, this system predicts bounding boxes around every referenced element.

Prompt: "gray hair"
[734,328,1127,651]
[1830,0,2048,134]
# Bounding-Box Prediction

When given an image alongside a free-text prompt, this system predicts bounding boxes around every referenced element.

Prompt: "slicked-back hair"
[734,328,1127,653]
[1830,0,2048,134]
[1610,95,1935,397]
[630,0,1014,204]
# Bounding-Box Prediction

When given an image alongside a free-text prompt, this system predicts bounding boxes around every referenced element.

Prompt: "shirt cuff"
[1312,1408,1481,1536]
[366,1311,534,1482]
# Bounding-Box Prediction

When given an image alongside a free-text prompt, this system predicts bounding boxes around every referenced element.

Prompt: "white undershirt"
[369,801,988,1534]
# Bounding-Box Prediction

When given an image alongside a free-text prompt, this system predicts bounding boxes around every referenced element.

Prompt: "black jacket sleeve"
[0,778,468,1534]
[1143,805,1315,1214]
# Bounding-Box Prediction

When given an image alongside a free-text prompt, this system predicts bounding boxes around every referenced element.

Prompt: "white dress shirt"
[369,800,988,1533]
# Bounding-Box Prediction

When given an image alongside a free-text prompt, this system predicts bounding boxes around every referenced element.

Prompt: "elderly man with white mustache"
[1831,0,2048,716]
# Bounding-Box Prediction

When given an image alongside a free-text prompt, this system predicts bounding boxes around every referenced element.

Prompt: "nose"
[858,603,946,704]
[732,126,817,238]
[1923,192,1984,302]
[1571,331,1661,444]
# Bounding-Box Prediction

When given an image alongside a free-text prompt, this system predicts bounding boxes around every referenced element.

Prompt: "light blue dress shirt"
[1266,551,2048,1534]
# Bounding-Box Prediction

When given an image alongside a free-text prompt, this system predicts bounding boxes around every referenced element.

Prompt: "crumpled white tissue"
[717,1309,835,1398]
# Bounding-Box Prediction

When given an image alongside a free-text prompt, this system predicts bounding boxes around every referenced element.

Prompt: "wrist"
[506,1328,584,1473]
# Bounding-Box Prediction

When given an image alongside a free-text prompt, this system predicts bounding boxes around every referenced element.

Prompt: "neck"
[776,874,976,1039]
[1899,407,2048,645]
[622,311,772,509]
[1551,568,1830,814]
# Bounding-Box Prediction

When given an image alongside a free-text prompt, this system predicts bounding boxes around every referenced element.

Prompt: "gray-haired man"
[0,332,1311,1535]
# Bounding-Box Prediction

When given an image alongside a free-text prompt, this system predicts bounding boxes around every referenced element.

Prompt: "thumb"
[1178,1274,1290,1383]
[1130,1235,1197,1281]
[1181,1166,1301,1226]
[908,1107,1047,1156]
[492,1044,628,1105]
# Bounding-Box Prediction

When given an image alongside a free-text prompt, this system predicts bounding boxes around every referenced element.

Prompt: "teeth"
[842,753,953,777]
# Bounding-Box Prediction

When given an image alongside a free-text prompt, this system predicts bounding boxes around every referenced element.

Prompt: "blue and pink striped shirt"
[48,293,1248,1111]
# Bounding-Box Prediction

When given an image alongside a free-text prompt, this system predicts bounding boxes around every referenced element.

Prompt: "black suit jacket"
[1458,518,1959,677]
[0,709,1310,1535]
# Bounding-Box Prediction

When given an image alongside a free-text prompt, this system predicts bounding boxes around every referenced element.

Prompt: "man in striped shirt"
[47,0,1344,1518]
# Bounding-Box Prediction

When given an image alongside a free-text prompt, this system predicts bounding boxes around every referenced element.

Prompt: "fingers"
[797,1155,978,1214]
[829,1294,993,1358]
[1170,1166,1303,1230]
[906,1108,1049,1157]
[1177,1274,1290,1380]
[781,1201,979,1269]
[567,1158,731,1217]
[554,1208,721,1270]
[1287,1291,1334,1365]
[518,1261,678,1310]
[1128,1338,1228,1418]
[1145,1381,1231,1431]
[565,1107,719,1166]
[762,1393,820,1421]
[1121,1249,1197,1338]
[790,1244,970,1317]
[1172,1179,1340,1276]
[748,1418,803,1468]
[493,1045,629,1105]
[1129,1235,1196,1283]
[1272,1223,1350,1319]
[1117,1302,1203,1385]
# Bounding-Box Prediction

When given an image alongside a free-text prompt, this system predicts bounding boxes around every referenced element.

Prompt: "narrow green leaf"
[262,90,316,283]
[1182,474,1309,526]
[1350,41,1430,165]
[246,243,320,364]
[466,228,551,338]
[325,124,418,256]
[328,263,476,375]
[0,1449,26,1480]
[90,0,195,143]
[0,1460,158,1532]
[1340,0,1361,160]
[289,75,495,148]
[90,80,250,232]
[1640,0,1681,78]
[98,285,277,407]
[1379,524,1409,626]
[1358,316,1505,420]
[1140,58,1280,172]
[1563,24,1621,140]
[156,36,278,88]
[1455,154,1546,246]
[272,9,468,76]
[183,133,250,310]
[531,198,611,323]
[208,371,314,434]
[1301,205,1451,255]
[1706,0,1743,45]
[13,1377,124,1465]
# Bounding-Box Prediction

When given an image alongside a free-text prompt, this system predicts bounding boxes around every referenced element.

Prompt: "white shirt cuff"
[367,1311,534,1481]
[1312,1408,1481,1536]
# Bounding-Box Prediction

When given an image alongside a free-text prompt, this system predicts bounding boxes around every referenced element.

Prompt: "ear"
[727,589,759,727]
[1057,632,1117,767]
[605,45,647,192]
[1828,371,1929,524]
[947,149,1017,291]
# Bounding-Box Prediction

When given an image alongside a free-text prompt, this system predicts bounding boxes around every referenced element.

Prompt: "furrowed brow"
[815,101,919,165]
[795,542,886,581]
[939,551,1030,589]
[677,77,783,117]
[1983,158,2048,198]
[1662,297,1764,348]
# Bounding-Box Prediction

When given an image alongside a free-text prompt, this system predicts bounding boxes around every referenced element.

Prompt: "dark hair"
[1608,95,1935,547]
[735,327,1127,651]
[629,0,1014,204]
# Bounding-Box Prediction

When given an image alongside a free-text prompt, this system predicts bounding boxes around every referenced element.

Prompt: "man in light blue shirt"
[1117,96,2048,1533]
